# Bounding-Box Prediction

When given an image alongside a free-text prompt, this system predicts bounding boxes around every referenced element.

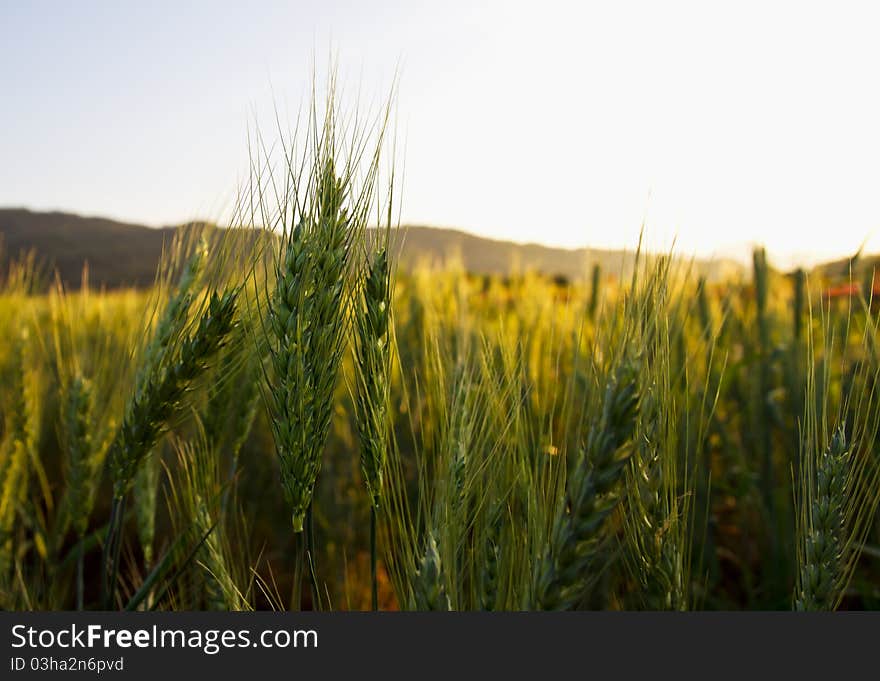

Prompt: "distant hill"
[390,226,742,283]
[0,208,742,289]
[0,209,176,288]
[812,252,880,281]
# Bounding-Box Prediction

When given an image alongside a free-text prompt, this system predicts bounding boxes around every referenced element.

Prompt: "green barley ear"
[248,71,393,537]
[795,426,847,611]
[535,359,640,610]
[202,333,260,459]
[133,452,160,568]
[412,532,451,611]
[793,304,880,612]
[62,374,97,538]
[354,247,392,509]
[193,491,244,611]
[106,236,206,495]
[352,240,395,610]
[166,435,248,611]
[108,289,239,496]
[264,155,364,533]
[105,283,237,603]
[267,217,346,532]
[623,373,697,611]
[138,236,208,385]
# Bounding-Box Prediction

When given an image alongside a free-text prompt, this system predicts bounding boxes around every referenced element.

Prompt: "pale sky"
[2,0,880,267]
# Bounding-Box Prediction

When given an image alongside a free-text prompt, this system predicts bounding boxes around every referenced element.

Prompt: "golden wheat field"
[3,92,880,613]
[3,214,880,611]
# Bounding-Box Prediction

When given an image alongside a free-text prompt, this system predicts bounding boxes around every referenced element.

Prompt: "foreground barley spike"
[412,532,452,611]
[355,247,392,509]
[353,245,393,609]
[108,290,239,496]
[267,160,353,534]
[106,236,207,496]
[263,157,353,611]
[102,289,238,607]
[534,359,640,610]
[250,76,393,579]
[791,303,880,612]
[795,426,848,611]
[250,80,393,609]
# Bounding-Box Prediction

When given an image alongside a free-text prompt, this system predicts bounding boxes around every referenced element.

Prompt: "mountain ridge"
[0,207,744,289]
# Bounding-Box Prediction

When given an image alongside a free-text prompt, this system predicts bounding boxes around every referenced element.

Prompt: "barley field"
[2,98,880,612]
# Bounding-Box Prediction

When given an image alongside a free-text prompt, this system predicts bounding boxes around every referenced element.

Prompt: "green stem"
[305,503,320,610]
[102,495,127,610]
[100,496,119,609]
[76,537,85,611]
[371,506,378,611]
[293,530,303,611]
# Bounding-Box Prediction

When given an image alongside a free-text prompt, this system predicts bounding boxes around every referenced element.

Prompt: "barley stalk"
[352,244,393,608]
[534,359,640,610]
[133,452,160,568]
[62,375,97,539]
[795,427,848,611]
[108,290,238,496]
[60,373,99,609]
[102,289,237,607]
[267,159,354,534]
[354,247,392,510]
[0,336,34,583]
[411,532,451,611]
